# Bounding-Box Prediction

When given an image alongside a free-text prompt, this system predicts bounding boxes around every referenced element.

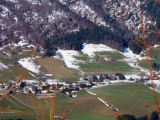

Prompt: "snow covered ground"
[125,74,141,79]
[18,58,41,74]
[97,97,109,107]
[122,49,151,77]
[45,74,53,77]
[57,50,83,69]
[0,62,8,70]
[119,48,150,78]
[121,48,140,61]
[145,80,160,93]
[86,90,97,95]
[146,80,160,86]
[110,80,135,84]
[81,43,116,57]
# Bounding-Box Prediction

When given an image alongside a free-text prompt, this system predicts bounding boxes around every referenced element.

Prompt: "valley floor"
[0,42,160,120]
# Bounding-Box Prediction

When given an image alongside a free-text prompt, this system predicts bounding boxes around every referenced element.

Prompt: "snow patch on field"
[57,50,82,69]
[97,97,109,107]
[86,90,97,95]
[125,74,141,79]
[120,48,150,78]
[81,43,116,57]
[0,62,8,70]
[18,58,41,74]
[72,95,77,98]
[122,48,140,61]
[45,74,53,77]
[110,80,135,84]
[91,84,108,89]
[120,48,138,68]
[146,80,160,86]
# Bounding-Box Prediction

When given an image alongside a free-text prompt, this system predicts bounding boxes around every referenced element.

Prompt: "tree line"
[44,26,133,57]
[117,111,159,120]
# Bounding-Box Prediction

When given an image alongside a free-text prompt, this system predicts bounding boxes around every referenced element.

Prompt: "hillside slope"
[0,0,159,52]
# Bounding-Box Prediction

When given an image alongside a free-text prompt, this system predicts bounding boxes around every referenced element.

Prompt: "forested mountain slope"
[0,0,159,54]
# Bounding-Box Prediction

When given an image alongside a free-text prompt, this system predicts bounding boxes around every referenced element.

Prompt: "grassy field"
[70,113,115,120]
[0,65,35,82]
[36,57,78,82]
[139,61,149,69]
[0,54,39,82]
[1,92,115,120]
[0,95,34,119]
[139,47,160,69]
[74,51,134,74]
[92,83,160,117]
[0,58,13,65]
[1,94,52,120]
[56,91,115,120]
[75,56,133,74]
[95,51,125,60]
[0,96,26,111]
[57,83,160,119]
[79,61,133,73]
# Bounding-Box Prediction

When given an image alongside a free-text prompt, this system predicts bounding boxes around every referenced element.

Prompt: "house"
[63,81,72,87]
[115,73,125,80]
[42,82,47,86]
[59,86,65,91]
[72,83,79,89]
[103,80,110,85]
[108,74,117,80]
[111,58,117,61]
[29,86,37,94]
[80,83,92,89]
[23,86,29,94]
[99,75,104,82]
[90,75,98,82]
[41,90,48,94]
[98,55,110,61]
[138,56,151,61]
